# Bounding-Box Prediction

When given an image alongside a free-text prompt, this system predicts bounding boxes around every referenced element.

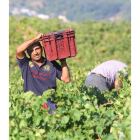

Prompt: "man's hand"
[16,33,44,59]
[36,33,44,41]
[60,59,70,83]
[114,77,122,90]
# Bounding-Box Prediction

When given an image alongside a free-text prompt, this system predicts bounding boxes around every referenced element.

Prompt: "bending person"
[85,60,128,92]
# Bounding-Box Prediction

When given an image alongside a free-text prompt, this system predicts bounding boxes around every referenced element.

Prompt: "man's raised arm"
[16,33,43,59]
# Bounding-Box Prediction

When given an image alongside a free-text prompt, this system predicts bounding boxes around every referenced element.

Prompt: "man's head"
[85,74,109,92]
[27,42,43,62]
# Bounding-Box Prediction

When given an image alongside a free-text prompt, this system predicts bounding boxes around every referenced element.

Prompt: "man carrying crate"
[16,33,70,114]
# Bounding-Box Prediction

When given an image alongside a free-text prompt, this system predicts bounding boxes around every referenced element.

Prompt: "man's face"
[28,45,42,62]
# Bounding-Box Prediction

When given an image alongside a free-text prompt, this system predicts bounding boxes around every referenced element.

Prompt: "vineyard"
[9,16,131,139]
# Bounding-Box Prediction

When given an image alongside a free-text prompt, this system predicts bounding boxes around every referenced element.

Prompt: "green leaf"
[57,106,66,112]
[96,126,103,135]
[82,95,88,100]
[84,103,91,109]
[66,100,71,105]
[35,137,42,140]
[107,134,115,140]
[99,106,106,112]
[44,115,49,122]
[56,91,62,97]
[10,119,15,127]
[13,128,18,134]
[46,132,54,139]
[61,116,69,124]
[49,115,56,124]
[36,117,41,126]
[71,109,83,121]
[102,134,115,140]
[38,129,45,134]
[88,129,94,135]
[33,116,41,126]
[24,91,34,102]
[25,110,32,118]
[19,120,27,128]
[116,100,121,105]
[9,102,11,108]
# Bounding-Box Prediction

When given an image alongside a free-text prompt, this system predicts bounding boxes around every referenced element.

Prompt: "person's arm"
[114,77,122,90]
[16,33,43,59]
[60,59,70,83]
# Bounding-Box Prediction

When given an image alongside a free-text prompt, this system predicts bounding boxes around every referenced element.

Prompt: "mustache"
[33,54,40,57]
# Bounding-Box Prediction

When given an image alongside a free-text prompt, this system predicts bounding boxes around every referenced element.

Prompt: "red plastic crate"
[42,29,78,61]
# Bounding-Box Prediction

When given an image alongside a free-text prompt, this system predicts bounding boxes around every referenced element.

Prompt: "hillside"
[9,16,131,74]
[9,0,131,22]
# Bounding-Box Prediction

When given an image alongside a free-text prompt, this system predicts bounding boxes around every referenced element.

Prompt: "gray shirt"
[87,60,128,90]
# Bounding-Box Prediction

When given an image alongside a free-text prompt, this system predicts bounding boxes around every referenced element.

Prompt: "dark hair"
[27,41,42,54]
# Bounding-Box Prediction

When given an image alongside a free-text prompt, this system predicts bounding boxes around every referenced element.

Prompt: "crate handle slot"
[55,35,63,39]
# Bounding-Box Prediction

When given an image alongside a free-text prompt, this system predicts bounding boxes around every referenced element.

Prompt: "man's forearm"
[16,37,38,55]
[114,78,122,90]
[60,59,70,83]
[16,33,43,59]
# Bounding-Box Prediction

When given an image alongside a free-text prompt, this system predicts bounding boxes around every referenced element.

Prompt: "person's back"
[85,60,128,91]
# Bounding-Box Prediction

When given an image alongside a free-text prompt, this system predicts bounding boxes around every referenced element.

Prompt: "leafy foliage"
[9,67,131,139]
[9,16,131,73]
[9,16,131,139]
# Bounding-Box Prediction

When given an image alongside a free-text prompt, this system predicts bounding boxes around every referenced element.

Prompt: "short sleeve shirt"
[87,60,128,90]
[17,56,62,96]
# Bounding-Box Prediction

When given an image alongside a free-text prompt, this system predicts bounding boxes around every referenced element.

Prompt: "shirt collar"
[30,57,47,67]
[42,57,47,66]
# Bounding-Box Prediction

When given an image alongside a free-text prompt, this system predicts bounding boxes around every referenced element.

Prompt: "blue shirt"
[17,56,62,96]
